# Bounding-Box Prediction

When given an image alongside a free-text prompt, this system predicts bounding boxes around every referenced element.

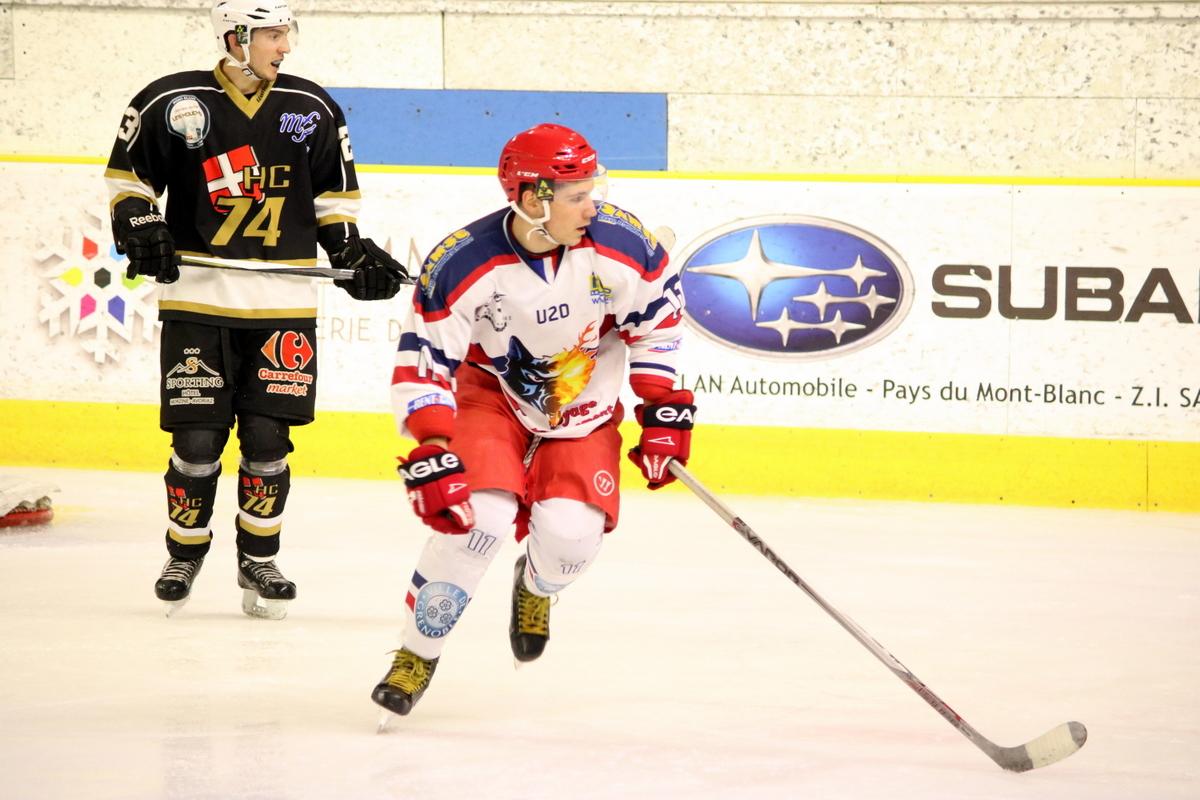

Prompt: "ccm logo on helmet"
[400,453,461,482]
[678,215,912,360]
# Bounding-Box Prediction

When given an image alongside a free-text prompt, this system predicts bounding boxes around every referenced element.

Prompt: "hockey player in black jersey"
[105,0,407,619]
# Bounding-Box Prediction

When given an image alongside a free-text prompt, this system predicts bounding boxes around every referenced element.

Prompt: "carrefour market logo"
[678,216,912,359]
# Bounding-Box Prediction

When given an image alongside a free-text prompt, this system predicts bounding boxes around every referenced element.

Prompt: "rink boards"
[1,159,1197,510]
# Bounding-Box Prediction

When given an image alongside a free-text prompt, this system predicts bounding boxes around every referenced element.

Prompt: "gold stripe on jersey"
[176,249,317,267]
[159,299,318,319]
[213,64,273,119]
[104,167,141,182]
[316,190,363,200]
[107,190,157,211]
[317,214,357,226]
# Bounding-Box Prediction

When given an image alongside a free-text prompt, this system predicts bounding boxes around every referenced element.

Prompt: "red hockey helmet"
[497,123,600,203]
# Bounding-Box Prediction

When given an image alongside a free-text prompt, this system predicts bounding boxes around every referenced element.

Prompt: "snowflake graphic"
[36,204,160,364]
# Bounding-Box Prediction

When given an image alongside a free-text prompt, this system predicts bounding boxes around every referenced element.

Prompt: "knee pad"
[171,427,229,473]
[526,498,605,594]
[236,414,292,471]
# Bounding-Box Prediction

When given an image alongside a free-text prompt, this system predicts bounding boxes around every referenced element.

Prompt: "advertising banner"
[3,162,1196,443]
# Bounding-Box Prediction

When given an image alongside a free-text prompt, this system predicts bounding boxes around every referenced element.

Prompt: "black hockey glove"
[115,210,178,284]
[330,236,407,301]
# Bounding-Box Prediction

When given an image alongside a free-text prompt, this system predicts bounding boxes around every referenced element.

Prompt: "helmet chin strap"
[224,54,266,81]
[510,200,563,249]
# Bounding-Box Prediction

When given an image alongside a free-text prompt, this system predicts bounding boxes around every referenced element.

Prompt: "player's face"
[544,179,598,246]
[247,25,292,81]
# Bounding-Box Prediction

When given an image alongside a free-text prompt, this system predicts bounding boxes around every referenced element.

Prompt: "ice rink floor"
[1,465,1197,799]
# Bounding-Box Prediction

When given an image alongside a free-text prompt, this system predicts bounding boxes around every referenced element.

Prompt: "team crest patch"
[279,111,320,144]
[202,144,264,211]
[165,95,210,149]
[474,291,511,332]
[414,581,470,638]
[589,274,612,305]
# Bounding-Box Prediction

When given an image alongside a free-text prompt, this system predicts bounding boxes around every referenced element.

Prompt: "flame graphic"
[545,323,598,427]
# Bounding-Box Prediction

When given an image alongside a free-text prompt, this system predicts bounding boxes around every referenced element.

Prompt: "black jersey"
[105,64,362,328]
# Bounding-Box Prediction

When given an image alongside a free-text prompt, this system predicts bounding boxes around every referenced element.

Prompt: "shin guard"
[164,460,220,559]
[235,463,290,559]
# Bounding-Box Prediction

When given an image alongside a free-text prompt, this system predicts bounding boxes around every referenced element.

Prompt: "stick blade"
[994,721,1087,772]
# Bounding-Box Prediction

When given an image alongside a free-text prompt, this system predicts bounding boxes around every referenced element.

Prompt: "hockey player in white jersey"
[372,123,697,717]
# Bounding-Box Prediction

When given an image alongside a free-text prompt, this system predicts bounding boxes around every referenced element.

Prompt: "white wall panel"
[668,94,1137,176]
[1136,98,1200,178]
[0,5,13,81]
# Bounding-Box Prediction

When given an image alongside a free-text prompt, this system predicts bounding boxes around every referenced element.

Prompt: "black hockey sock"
[235,465,290,559]
[163,461,221,559]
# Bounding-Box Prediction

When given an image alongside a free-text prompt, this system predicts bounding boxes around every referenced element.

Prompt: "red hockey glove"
[398,444,474,534]
[627,390,696,489]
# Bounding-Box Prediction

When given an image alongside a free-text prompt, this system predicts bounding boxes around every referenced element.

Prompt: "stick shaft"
[177,254,354,280]
[666,461,1044,770]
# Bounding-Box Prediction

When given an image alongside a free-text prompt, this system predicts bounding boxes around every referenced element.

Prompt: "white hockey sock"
[402,490,516,660]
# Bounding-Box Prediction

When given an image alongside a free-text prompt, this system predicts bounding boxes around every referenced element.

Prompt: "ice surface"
[1,466,1196,799]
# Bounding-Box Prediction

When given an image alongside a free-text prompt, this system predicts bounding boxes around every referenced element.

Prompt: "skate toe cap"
[371,686,414,716]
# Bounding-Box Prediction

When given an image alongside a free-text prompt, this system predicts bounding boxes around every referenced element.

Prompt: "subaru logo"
[677,216,912,359]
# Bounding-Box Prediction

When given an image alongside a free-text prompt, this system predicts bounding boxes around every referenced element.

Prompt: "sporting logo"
[678,216,912,359]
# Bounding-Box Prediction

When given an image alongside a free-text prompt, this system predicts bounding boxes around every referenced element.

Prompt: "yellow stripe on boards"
[3,154,1198,187]
[2,400,1196,512]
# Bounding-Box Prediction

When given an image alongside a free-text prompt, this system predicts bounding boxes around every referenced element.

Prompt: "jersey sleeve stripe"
[391,365,452,390]
[592,240,668,282]
[629,361,677,376]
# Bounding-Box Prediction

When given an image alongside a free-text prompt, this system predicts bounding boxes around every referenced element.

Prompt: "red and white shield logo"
[202,144,264,211]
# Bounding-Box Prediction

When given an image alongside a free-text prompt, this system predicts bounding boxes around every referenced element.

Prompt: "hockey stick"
[667,461,1087,773]
[177,253,355,280]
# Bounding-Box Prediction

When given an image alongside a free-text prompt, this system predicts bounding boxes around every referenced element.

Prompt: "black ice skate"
[155,556,205,617]
[510,554,551,664]
[372,648,439,729]
[237,554,296,620]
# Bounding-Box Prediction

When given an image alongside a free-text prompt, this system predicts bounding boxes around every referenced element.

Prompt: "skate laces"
[242,559,286,585]
[384,649,434,692]
[161,558,201,581]
[515,582,551,636]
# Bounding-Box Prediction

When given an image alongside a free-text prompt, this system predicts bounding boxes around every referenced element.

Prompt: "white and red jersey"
[390,203,685,440]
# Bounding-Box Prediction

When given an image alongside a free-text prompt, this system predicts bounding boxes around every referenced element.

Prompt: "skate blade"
[162,598,190,617]
[241,588,289,620]
[376,711,395,733]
